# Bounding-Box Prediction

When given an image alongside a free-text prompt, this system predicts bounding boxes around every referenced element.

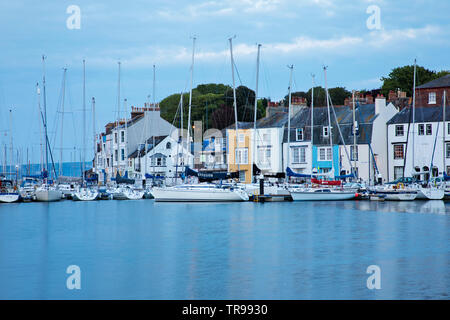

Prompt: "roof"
[417,74,450,89]
[283,104,377,145]
[128,135,168,158]
[387,105,449,125]
[225,121,254,130]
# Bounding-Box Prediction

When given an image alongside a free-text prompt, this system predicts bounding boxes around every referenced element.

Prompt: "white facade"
[133,135,194,184]
[253,127,285,174]
[94,107,177,183]
[387,119,450,181]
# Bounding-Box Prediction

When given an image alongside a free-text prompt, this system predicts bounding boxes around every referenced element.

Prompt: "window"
[156,158,162,166]
[114,150,118,162]
[393,144,404,159]
[448,123,450,135]
[446,143,450,159]
[350,145,358,161]
[292,147,306,163]
[114,132,118,144]
[418,124,424,135]
[426,124,432,135]
[107,158,110,167]
[428,92,436,104]
[318,147,332,161]
[263,133,270,144]
[394,166,404,180]
[235,148,248,165]
[166,142,171,150]
[258,147,272,166]
[323,126,329,137]
[121,131,125,143]
[395,125,404,136]
[121,149,125,161]
[296,128,303,141]
[238,134,245,143]
[447,166,450,176]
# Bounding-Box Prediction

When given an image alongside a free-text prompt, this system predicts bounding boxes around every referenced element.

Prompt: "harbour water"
[0,200,449,299]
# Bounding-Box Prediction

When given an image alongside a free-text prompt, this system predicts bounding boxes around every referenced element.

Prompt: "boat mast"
[187,37,196,163]
[92,97,96,175]
[443,90,447,172]
[124,98,128,175]
[352,90,357,179]
[42,55,49,177]
[311,74,315,176]
[229,37,240,175]
[252,44,261,183]
[180,92,184,175]
[286,65,293,184]
[9,109,12,180]
[36,83,43,172]
[82,59,86,182]
[411,59,417,176]
[152,64,156,176]
[59,68,67,177]
[324,66,334,177]
[115,61,121,178]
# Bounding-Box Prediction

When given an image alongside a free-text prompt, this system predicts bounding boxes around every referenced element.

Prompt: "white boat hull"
[416,187,444,200]
[287,188,356,201]
[35,189,62,202]
[73,190,99,201]
[376,191,417,201]
[112,189,144,200]
[0,193,20,203]
[152,186,249,202]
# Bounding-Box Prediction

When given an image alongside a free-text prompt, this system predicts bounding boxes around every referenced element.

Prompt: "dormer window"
[296,128,303,141]
[323,126,329,137]
[428,92,436,104]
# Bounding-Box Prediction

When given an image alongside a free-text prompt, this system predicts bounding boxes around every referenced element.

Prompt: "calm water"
[0,199,449,300]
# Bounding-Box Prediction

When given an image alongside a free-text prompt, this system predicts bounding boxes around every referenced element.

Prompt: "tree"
[381,65,450,97]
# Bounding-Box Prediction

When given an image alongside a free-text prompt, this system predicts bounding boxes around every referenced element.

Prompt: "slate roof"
[386,105,449,125]
[283,104,377,145]
[417,74,450,89]
[129,135,168,158]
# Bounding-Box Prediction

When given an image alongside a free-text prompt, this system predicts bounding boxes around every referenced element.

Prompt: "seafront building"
[93,74,449,185]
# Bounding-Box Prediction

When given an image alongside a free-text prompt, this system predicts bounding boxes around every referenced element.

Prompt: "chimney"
[375,96,386,115]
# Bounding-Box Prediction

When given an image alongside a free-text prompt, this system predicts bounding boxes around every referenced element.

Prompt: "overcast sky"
[0,0,449,164]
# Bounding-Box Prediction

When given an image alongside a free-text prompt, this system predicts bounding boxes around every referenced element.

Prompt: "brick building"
[415,74,450,107]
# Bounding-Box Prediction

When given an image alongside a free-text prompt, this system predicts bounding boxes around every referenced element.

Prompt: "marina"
[0,199,449,299]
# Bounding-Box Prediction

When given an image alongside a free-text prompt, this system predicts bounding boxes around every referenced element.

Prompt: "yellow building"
[227,126,254,184]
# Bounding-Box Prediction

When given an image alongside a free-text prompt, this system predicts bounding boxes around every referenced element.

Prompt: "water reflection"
[0,200,449,299]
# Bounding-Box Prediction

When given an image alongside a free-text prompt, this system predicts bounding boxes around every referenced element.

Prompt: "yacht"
[0,179,20,203]
[72,187,99,201]
[152,183,249,202]
[368,184,417,201]
[112,185,144,200]
[35,184,63,202]
[289,186,356,201]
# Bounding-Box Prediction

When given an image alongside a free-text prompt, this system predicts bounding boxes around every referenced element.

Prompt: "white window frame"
[238,133,245,143]
[323,126,329,137]
[235,147,248,165]
[428,92,436,104]
[393,144,404,160]
[350,145,358,161]
[296,128,304,141]
[395,125,404,136]
[446,143,450,159]
[318,147,332,161]
[426,123,432,135]
[418,124,424,135]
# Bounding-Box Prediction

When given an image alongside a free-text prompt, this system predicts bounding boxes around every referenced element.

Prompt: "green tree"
[381,65,450,97]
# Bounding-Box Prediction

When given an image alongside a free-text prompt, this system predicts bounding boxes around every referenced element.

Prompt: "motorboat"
[151,183,249,202]
[289,186,356,201]
[112,185,144,200]
[0,179,20,203]
[368,184,417,201]
[72,187,99,201]
[58,183,79,200]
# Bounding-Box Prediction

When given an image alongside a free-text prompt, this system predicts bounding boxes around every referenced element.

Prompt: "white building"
[387,105,450,181]
[95,104,177,183]
[129,134,193,185]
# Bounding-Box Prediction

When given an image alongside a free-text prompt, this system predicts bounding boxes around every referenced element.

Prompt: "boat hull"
[73,191,99,201]
[152,187,248,202]
[374,191,417,201]
[288,189,356,201]
[35,189,62,202]
[0,193,20,203]
[416,187,444,200]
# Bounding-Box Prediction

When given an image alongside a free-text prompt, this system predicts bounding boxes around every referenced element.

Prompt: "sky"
[0,0,449,165]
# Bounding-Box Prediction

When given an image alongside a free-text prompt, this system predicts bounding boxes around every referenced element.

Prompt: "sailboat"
[35,56,63,202]
[73,60,99,201]
[289,67,356,201]
[151,37,249,202]
[409,60,443,200]
[0,179,20,203]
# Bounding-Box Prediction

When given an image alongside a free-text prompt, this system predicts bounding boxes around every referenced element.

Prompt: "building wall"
[415,87,448,107]
[387,120,450,180]
[312,145,340,175]
[254,127,284,174]
[282,141,312,174]
[339,144,371,181]
[227,128,253,183]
